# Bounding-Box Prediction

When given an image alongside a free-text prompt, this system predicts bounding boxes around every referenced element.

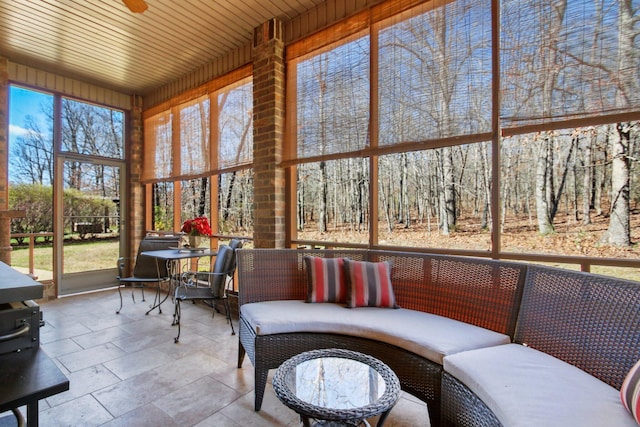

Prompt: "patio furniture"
[236,249,640,427]
[115,234,182,315]
[173,243,240,342]
[140,247,219,322]
[441,265,640,427]
[237,249,527,426]
[224,238,243,293]
[273,348,401,427]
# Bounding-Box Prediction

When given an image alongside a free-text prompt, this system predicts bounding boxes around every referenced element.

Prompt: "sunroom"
[1,0,638,293]
[0,0,638,425]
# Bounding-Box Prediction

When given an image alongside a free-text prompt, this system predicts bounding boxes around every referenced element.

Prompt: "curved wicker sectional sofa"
[236,249,640,427]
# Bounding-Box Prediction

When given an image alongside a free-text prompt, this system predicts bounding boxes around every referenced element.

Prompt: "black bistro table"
[140,247,217,317]
[272,348,401,427]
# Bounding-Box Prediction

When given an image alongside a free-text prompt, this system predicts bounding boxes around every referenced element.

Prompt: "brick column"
[128,95,146,257]
[252,19,286,248]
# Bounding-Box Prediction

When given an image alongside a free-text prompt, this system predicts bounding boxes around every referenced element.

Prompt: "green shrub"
[9,184,117,243]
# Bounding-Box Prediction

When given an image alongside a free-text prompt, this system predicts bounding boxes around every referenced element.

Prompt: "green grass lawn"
[11,240,120,274]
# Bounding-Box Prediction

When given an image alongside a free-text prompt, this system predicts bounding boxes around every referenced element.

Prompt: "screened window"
[181,178,210,225]
[218,170,254,235]
[501,123,639,255]
[61,98,124,158]
[217,80,253,170]
[144,110,173,181]
[500,0,640,130]
[287,0,639,276]
[289,33,370,161]
[152,181,174,231]
[179,95,210,177]
[378,143,492,251]
[297,159,370,245]
[9,86,54,185]
[145,71,254,238]
[143,75,253,182]
[378,0,492,145]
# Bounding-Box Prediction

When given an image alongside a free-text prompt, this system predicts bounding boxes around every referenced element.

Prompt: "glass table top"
[273,348,401,426]
[283,356,386,410]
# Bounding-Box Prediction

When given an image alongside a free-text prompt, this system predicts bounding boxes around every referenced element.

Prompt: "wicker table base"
[273,348,401,427]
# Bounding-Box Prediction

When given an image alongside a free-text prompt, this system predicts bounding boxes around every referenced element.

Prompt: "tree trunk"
[480,142,491,231]
[297,169,304,231]
[550,136,575,220]
[535,138,555,235]
[318,161,327,233]
[441,147,456,234]
[582,135,592,224]
[401,153,410,228]
[600,123,631,246]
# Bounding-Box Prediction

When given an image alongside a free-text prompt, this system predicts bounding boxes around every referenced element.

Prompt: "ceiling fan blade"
[122,0,148,13]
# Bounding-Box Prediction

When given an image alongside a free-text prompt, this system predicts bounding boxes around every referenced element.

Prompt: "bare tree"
[581,130,593,225]
[535,134,555,235]
[600,123,632,246]
[10,115,53,184]
[599,0,639,246]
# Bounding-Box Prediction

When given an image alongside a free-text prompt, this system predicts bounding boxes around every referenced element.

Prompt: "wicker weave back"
[514,265,640,390]
[238,248,526,338]
[369,250,527,337]
[237,249,367,306]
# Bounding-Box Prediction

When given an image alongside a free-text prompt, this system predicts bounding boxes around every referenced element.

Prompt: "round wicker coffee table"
[272,348,401,427]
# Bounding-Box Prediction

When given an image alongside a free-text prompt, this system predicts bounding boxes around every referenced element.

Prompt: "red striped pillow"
[344,259,398,308]
[304,257,347,303]
[621,359,640,424]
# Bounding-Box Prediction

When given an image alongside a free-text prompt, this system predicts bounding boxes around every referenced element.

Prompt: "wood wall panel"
[143,0,386,110]
[7,61,131,110]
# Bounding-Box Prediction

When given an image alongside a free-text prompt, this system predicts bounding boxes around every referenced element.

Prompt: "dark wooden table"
[0,262,42,305]
[0,348,69,427]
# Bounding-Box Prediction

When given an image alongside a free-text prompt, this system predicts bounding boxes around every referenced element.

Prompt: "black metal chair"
[173,242,241,342]
[115,234,182,315]
[226,238,243,292]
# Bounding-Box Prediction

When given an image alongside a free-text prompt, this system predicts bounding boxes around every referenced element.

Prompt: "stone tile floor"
[4,288,430,426]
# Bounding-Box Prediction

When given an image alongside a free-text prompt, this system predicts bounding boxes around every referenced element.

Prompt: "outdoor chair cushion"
[241,300,510,364]
[304,256,347,303]
[343,259,397,308]
[444,343,637,427]
[621,359,640,424]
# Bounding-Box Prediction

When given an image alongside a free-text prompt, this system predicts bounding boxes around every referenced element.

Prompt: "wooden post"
[0,210,26,265]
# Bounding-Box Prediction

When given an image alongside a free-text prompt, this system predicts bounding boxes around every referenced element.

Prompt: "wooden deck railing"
[10,232,54,281]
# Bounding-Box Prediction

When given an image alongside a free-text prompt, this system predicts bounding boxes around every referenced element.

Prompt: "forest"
[290,0,639,261]
[9,0,639,267]
[296,123,639,260]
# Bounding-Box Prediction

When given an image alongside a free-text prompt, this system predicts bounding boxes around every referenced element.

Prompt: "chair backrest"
[229,238,243,250]
[227,239,243,277]
[132,235,182,278]
[210,245,235,298]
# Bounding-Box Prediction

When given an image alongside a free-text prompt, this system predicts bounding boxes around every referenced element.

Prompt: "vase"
[188,235,205,248]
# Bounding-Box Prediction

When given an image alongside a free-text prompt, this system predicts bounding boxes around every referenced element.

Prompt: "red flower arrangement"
[180,216,212,237]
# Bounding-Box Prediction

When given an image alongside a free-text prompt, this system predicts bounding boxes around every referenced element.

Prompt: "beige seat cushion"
[444,343,637,427]
[241,300,510,364]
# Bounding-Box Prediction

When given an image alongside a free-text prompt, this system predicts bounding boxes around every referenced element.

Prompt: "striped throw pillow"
[621,359,640,424]
[304,257,347,303]
[344,259,398,308]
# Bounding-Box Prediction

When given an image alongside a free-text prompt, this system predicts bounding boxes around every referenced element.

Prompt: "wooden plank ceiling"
[0,0,324,95]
